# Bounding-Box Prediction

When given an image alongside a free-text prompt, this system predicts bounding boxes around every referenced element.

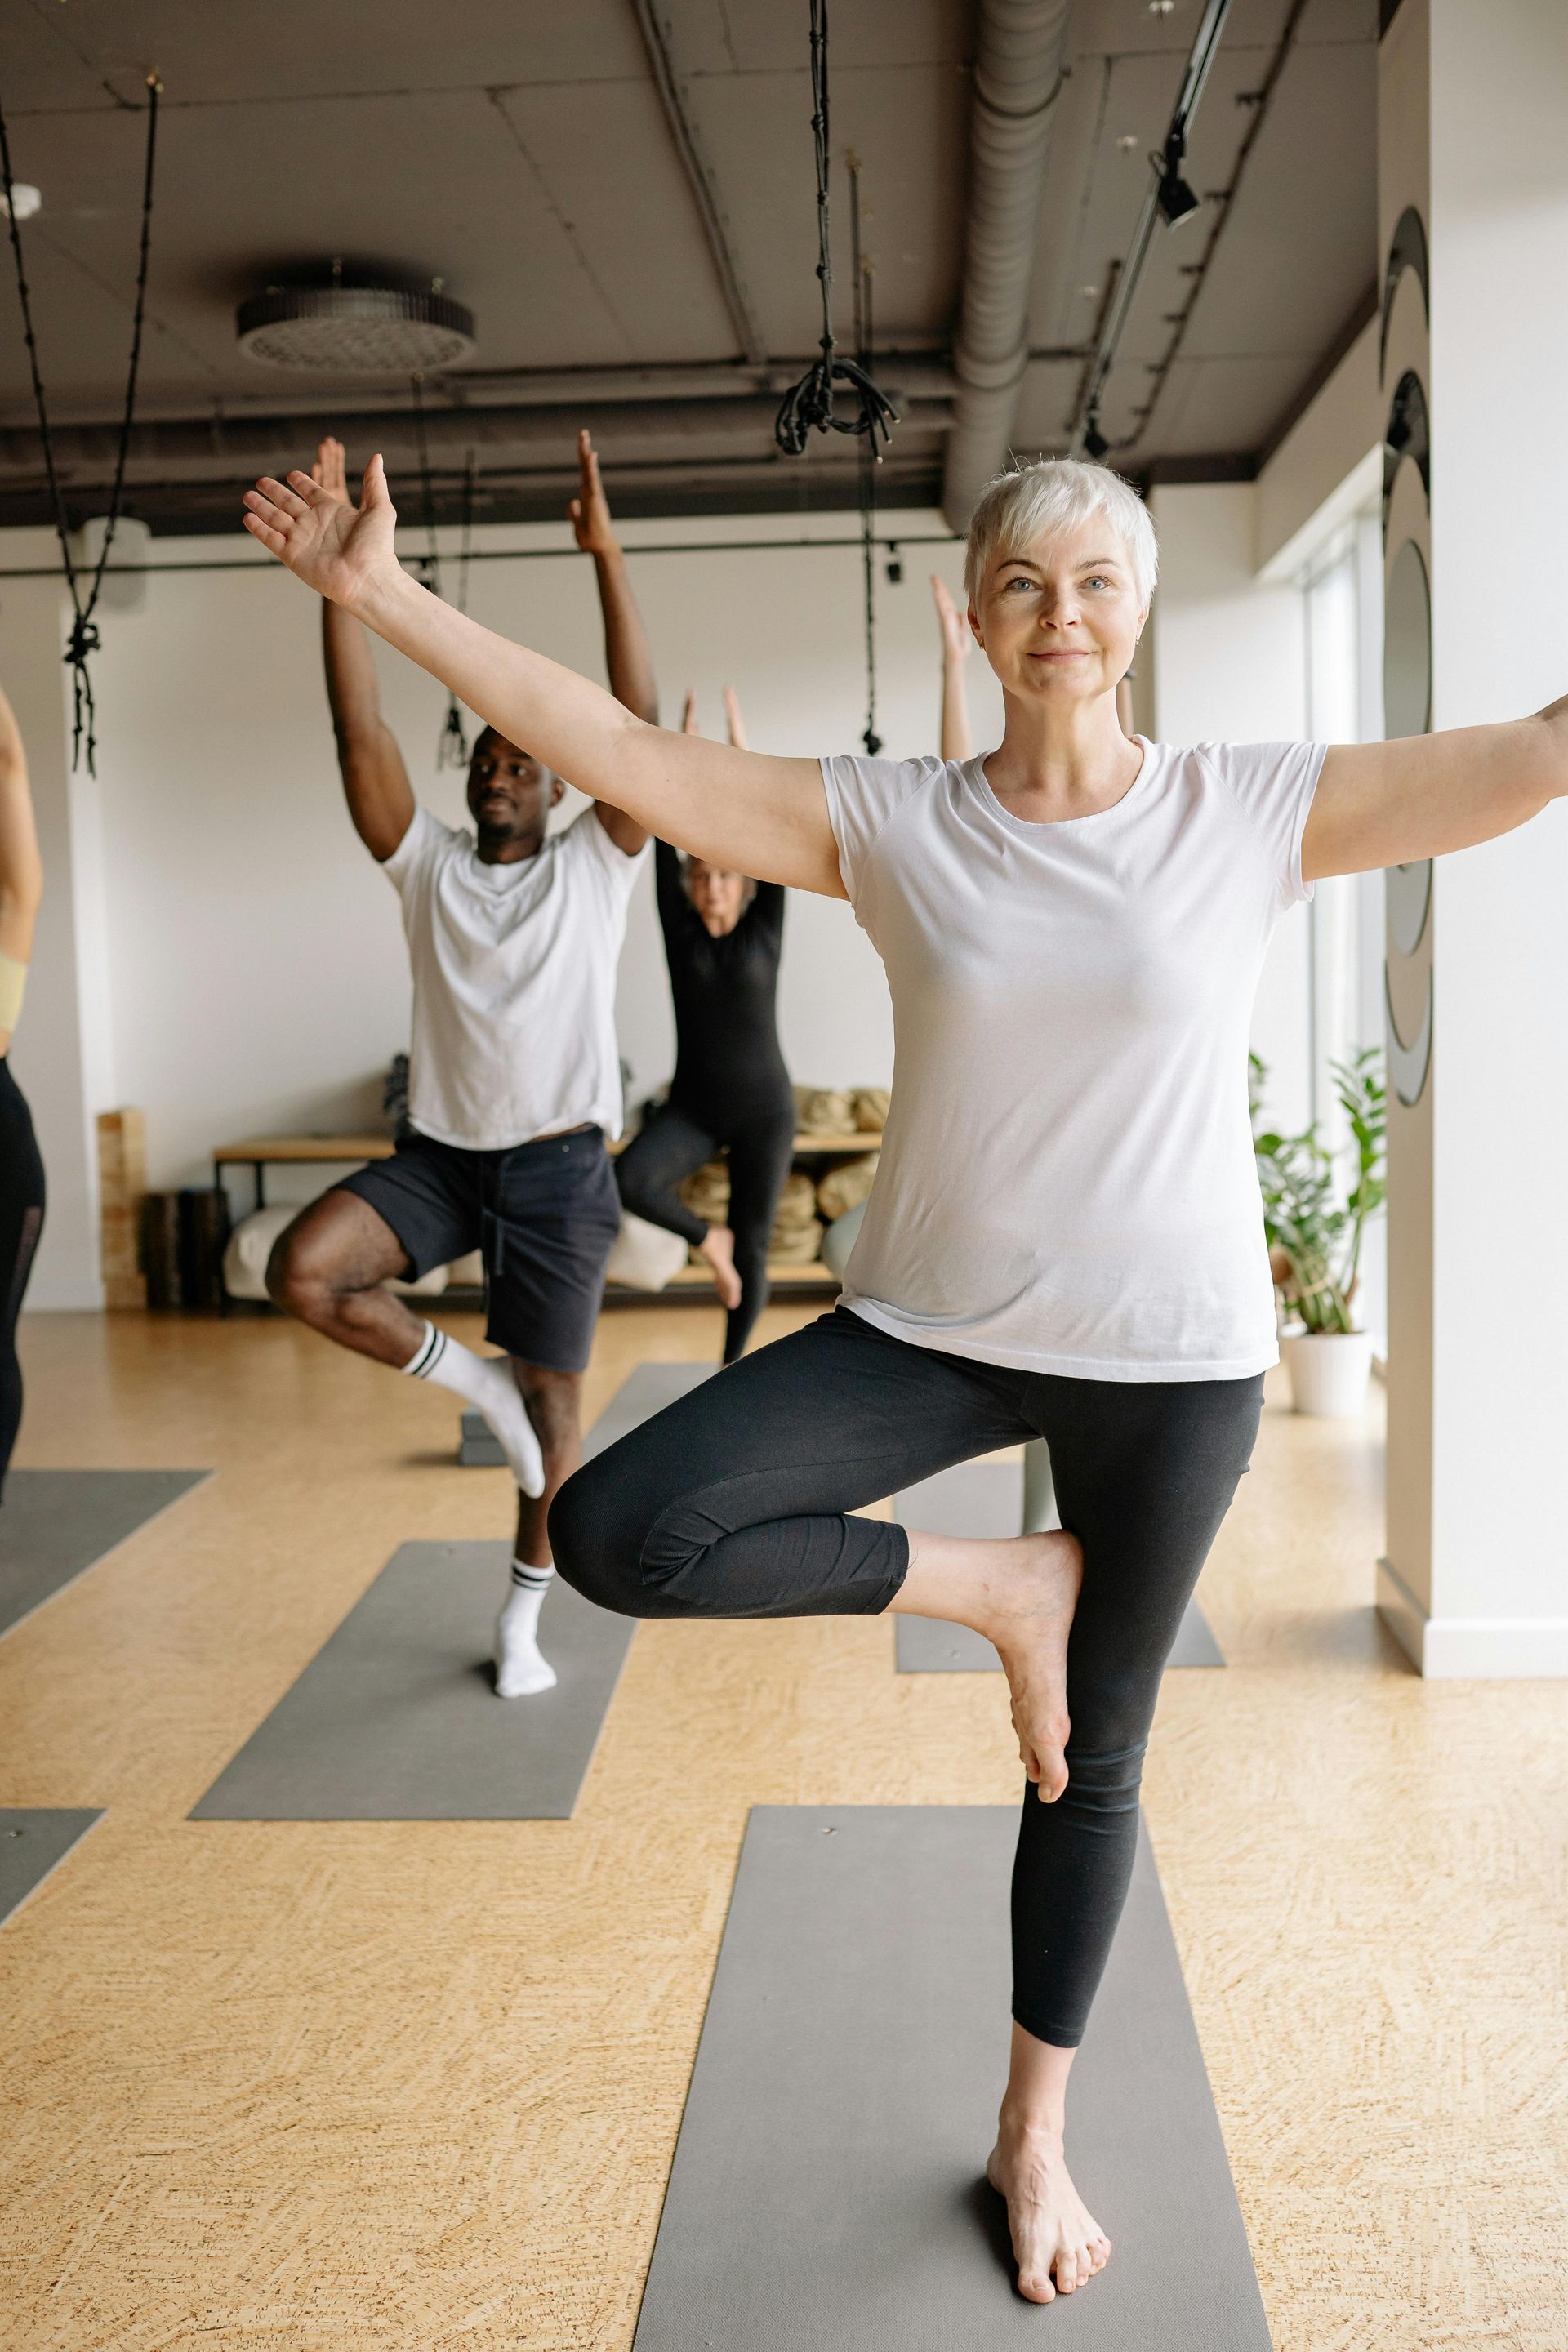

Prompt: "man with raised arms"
[267,431,648,1698]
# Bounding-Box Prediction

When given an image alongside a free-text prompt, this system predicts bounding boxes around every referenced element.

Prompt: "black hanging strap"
[437,449,476,770]
[408,372,443,597]
[409,379,473,770]
[0,74,161,774]
[773,0,898,460]
[849,157,880,755]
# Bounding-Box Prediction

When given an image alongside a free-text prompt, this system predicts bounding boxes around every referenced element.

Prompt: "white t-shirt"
[382,804,646,1151]
[821,737,1325,1382]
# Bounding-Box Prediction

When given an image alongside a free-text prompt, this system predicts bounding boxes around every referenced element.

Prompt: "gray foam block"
[0,1809,103,1928]
[894,1462,1223,1673]
[0,1468,210,1642]
[633,1807,1272,2350]
[189,1361,713,1822]
[458,1407,505,1466]
[460,1361,712,1467]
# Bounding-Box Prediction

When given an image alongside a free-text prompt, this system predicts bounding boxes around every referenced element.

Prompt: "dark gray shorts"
[336,1125,620,1373]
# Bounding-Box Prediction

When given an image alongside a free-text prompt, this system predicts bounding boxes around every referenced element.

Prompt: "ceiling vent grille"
[236,283,476,373]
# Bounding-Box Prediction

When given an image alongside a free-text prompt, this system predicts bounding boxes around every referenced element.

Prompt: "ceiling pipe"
[0,389,957,490]
[942,0,1074,532]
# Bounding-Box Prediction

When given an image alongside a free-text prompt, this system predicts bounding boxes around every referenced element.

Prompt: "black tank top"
[656,841,791,1115]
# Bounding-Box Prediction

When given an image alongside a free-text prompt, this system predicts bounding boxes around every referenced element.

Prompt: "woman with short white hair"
[244,448,1567,2306]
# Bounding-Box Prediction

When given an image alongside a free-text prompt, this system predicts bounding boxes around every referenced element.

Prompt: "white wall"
[1255,317,1380,581]
[0,508,1001,1220]
[1148,482,1312,1133]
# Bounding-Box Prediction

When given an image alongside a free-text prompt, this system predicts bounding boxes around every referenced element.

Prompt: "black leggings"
[615,1094,797,1364]
[550,1305,1261,2047]
[0,1058,46,1500]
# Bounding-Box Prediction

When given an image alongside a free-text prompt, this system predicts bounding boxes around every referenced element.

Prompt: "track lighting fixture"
[1154,131,1202,228]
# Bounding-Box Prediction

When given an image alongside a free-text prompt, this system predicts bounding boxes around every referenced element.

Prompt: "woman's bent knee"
[549,1455,665,1618]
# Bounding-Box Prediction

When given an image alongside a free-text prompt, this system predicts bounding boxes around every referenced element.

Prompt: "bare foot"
[971,1530,1083,1802]
[697,1223,742,1311]
[987,2125,1111,2303]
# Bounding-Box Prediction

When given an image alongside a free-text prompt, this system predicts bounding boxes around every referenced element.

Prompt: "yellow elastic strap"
[0,951,28,1038]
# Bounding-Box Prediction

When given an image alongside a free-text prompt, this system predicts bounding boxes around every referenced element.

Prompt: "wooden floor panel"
[1,1306,1564,2350]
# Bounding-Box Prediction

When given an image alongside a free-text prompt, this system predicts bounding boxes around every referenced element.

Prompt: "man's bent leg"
[266,1190,423,1364]
[267,1187,545,1494]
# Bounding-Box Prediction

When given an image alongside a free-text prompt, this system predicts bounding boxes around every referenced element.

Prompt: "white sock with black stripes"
[494,1558,559,1699]
[402,1321,544,1498]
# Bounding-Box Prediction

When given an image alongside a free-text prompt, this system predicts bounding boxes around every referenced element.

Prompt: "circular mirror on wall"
[1383,536,1432,738]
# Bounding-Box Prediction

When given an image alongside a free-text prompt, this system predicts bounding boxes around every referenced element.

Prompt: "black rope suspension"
[408,372,443,596]
[437,449,476,771]
[773,0,898,461]
[849,156,880,756]
[0,74,161,774]
[408,378,473,770]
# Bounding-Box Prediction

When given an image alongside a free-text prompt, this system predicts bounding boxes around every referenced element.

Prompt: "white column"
[1,548,110,1309]
[1377,0,1568,1675]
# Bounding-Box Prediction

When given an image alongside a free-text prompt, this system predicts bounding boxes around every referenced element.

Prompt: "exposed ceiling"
[0,0,1377,534]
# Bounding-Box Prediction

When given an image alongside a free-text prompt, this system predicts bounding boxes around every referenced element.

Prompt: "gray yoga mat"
[189,1361,714,1822]
[0,1809,103,1929]
[894,1461,1223,1673]
[0,1468,210,1642]
[633,1807,1272,2350]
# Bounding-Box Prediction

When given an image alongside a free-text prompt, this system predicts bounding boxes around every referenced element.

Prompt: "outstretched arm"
[568,430,650,856]
[932,574,973,762]
[0,679,42,973]
[244,458,844,898]
[313,438,415,863]
[1303,700,1568,880]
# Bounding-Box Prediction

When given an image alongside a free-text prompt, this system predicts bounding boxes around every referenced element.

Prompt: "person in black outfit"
[615,687,796,1363]
[0,677,45,1499]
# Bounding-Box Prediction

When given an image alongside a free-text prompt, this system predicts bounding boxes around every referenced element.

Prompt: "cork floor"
[1,1304,1564,2352]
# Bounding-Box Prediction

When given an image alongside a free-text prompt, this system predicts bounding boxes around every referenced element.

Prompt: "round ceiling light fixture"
[236,274,476,373]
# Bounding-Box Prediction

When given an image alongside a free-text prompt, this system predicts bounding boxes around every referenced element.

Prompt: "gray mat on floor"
[0,1468,210,1642]
[189,1363,713,1822]
[0,1809,103,1928]
[633,1807,1272,2351]
[894,1462,1223,1673]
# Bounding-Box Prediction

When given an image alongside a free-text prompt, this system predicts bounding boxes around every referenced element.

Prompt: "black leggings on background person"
[0,1058,46,1499]
[550,1304,1262,2047]
[617,835,795,1363]
[616,1093,797,1363]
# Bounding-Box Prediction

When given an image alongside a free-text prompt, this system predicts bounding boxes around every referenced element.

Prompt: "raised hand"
[682,689,701,735]
[932,572,973,664]
[243,454,398,609]
[568,428,617,557]
[723,684,749,751]
[310,434,353,509]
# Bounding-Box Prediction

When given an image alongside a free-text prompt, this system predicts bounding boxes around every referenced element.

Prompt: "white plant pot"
[1279,1328,1374,1419]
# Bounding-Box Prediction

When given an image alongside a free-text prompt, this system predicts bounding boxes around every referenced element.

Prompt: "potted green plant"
[1251,1047,1386,1417]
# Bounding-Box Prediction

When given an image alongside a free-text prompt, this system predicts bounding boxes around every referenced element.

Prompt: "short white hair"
[964,457,1158,610]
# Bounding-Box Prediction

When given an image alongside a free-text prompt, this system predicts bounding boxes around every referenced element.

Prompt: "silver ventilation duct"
[942,0,1073,531]
[237,283,477,373]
